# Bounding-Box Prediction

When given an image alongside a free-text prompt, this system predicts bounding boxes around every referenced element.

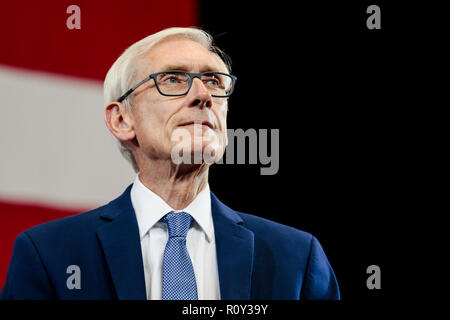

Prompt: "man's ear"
[104,102,136,142]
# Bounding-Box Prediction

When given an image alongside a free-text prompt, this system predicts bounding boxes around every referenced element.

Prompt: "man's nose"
[188,77,212,109]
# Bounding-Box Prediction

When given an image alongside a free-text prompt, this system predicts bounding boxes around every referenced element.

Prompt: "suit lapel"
[211,192,254,300]
[96,185,147,300]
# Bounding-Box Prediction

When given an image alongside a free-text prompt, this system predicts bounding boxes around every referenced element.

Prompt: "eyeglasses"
[117,70,237,102]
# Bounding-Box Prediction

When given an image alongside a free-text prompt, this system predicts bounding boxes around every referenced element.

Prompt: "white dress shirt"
[130,175,221,300]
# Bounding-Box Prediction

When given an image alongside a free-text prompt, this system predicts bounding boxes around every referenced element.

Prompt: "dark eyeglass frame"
[117,70,237,102]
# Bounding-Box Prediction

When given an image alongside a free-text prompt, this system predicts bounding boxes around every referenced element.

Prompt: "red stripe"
[0,0,198,81]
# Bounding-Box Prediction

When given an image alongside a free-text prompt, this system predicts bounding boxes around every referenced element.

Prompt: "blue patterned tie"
[161,211,198,300]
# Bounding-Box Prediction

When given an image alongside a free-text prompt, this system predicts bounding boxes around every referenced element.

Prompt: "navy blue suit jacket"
[0,185,340,300]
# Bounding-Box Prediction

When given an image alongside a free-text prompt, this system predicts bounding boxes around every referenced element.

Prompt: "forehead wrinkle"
[138,39,229,78]
[156,62,226,73]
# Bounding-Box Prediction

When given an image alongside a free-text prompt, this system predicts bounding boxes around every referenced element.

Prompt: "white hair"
[103,27,231,172]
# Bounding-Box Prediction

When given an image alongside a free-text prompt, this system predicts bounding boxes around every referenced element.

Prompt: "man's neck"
[137,160,209,210]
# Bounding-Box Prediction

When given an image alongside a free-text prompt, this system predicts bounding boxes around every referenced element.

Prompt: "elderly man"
[0,27,339,300]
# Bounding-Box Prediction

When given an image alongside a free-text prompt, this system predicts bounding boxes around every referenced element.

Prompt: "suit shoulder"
[22,204,106,241]
[236,211,313,244]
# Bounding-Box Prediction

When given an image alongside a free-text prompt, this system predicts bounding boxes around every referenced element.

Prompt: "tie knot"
[161,211,193,238]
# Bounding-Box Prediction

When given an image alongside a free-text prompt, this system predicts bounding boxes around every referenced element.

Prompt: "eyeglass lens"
[155,71,233,96]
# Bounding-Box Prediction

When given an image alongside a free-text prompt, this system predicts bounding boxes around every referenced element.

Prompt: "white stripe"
[0,66,135,208]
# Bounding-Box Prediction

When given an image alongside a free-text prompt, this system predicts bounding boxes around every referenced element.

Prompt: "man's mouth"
[178,120,214,129]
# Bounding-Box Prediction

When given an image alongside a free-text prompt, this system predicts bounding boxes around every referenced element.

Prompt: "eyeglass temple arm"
[117,76,152,103]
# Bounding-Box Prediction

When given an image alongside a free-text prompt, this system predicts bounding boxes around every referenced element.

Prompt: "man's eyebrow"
[157,64,189,72]
[156,64,225,73]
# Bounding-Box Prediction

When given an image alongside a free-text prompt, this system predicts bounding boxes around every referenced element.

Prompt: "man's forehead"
[140,38,228,74]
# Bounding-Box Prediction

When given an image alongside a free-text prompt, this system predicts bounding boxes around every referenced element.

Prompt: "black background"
[200,0,428,302]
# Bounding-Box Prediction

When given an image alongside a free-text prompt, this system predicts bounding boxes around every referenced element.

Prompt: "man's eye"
[164,76,179,83]
[159,73,188,84]
[204,77,220,87]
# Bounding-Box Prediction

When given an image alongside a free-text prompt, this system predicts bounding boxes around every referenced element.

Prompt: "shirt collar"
[130,175,213,242]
